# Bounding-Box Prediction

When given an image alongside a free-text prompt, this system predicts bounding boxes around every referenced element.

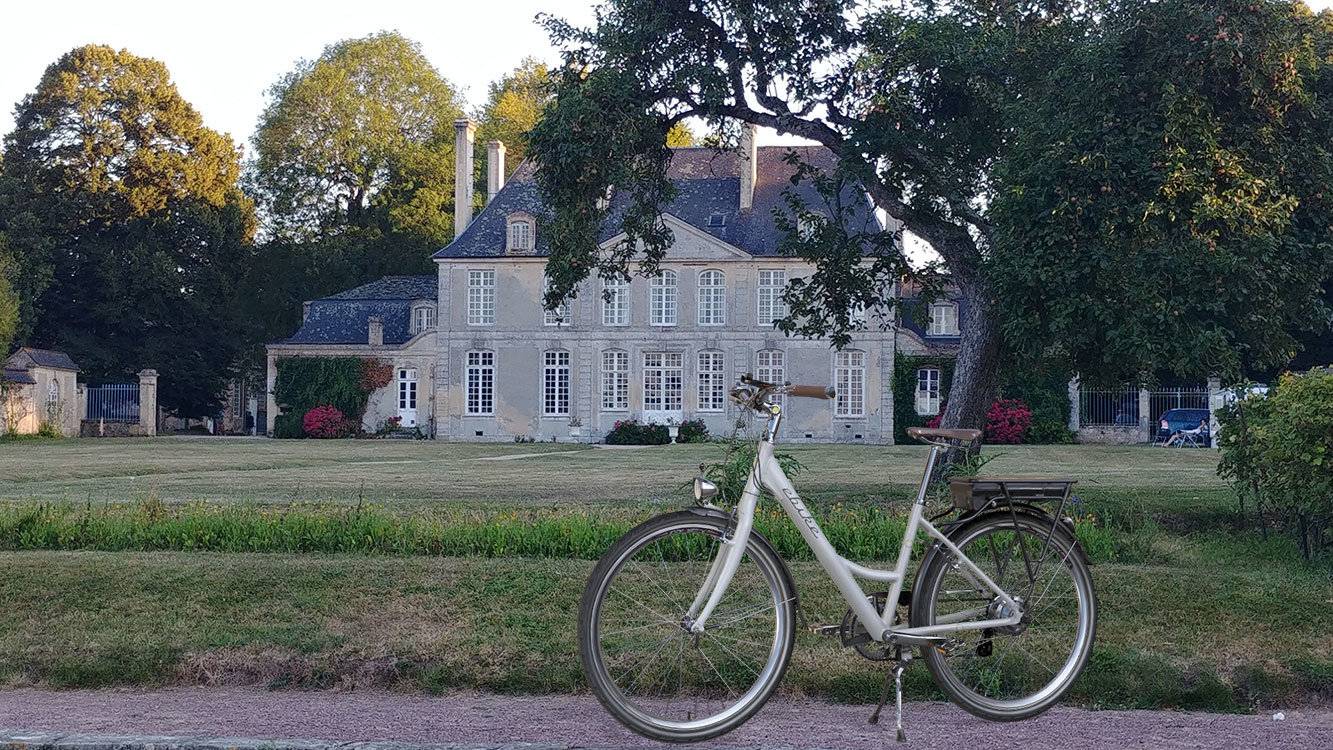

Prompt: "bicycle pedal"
[808,624,841,637]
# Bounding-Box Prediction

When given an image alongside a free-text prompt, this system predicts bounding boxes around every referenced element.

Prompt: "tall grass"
[0,498,1119,562]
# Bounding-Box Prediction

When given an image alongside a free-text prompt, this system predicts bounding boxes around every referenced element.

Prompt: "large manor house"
[266,120,964,443]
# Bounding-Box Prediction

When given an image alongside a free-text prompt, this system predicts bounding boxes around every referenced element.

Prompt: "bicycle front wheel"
[912,511,1097,721]
[578,510,796,743]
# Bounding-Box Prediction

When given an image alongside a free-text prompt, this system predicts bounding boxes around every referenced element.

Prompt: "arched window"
[697,269,726,326]
[602,276,629,326]
[756,350,785,408]
[411,303,436,334]
[47,378,60,405]
[650,270,678,326]
[506,214,534,252]
[543,274,570,326]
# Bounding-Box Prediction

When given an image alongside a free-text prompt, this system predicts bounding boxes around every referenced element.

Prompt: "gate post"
[1207,376,1223,448]
[137,369,158,437]
[1137,387,1151,441]
[1067,376,1080,434]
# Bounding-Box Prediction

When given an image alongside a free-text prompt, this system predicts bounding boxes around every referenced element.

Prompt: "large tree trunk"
[941,276,1002,430]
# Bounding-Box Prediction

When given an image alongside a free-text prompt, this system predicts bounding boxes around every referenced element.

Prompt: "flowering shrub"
[303,405,352,438]
[985,398,1033,444]
[921,398,1032,444]
[605,419,670,445]
[678,419,710,443]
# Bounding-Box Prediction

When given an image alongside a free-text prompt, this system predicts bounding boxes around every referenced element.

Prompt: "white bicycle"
[578,375,1097,743]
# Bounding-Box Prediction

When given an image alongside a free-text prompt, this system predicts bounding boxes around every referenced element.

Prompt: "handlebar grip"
[788,384,836,400]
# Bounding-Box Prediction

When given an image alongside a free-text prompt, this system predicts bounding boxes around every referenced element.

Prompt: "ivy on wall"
[893,354,955,443]
[273,357,392,438]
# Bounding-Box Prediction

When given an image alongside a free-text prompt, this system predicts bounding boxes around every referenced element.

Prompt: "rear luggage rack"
[949,477,1077,512]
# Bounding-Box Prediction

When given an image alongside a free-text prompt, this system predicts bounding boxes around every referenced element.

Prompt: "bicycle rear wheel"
[578,510,796,743]
[911,511,1097,721]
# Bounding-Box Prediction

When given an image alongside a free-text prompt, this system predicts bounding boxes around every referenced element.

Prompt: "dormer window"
[411,303,436,334]
[928,301,960,336]
[707,212,727,228]
[506,213,535,253]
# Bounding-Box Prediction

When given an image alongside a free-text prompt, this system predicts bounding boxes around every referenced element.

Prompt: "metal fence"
[85,383,140,423]
[1148,387,1209,429]
[1078,386,1141,427]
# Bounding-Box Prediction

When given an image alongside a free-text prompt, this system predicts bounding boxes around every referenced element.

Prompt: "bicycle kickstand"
[868,648,911,743]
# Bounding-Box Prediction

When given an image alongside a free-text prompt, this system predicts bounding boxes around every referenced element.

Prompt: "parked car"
[1156,408,1211,444]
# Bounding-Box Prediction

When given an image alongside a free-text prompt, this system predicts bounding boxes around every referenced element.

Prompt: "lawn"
[0,437,1326,709]
[0,436,1229,510]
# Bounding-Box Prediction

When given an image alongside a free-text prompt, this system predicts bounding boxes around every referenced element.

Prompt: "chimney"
[739,122,757,211]
[454,118,477,238]
[367,316,384,347]
[486,140,506,201]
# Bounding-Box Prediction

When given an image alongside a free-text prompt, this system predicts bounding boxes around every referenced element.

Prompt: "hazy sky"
[6,1,1330,153]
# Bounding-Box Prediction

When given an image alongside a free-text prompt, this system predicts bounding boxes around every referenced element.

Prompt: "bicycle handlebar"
[735,374,836,407]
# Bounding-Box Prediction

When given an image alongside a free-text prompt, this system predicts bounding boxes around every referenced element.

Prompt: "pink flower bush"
[985,398,1033,444]
[303,405,351,438]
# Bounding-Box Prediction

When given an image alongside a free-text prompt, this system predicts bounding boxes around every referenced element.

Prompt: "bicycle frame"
[686,404,1023,642]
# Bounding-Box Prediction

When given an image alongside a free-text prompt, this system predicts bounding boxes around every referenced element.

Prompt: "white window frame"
[543,276,570,327]
[465,350,495,415]
[834,350,866,418]
[466,270,496,326]
[757,349,785,409]
[916,367,942,416]
[602,276,630,326]
[601,350,629,411]
[643,352,683,413]
[542,350,571,417]
[697,269,726,326]
[411,304,436,334]
[758,269,788,327]
[696,350,726,412]
[507,217,533,252]
[650,270,678,327]
[928,301,960,336]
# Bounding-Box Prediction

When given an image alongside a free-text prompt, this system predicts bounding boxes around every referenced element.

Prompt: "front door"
[397,368,418,427]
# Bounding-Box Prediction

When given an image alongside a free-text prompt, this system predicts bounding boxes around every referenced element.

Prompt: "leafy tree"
[249,31,466,250]
[0,44,257,417]
[0,245,18,355]
[476,57,552,173]
[529,0,1333,428]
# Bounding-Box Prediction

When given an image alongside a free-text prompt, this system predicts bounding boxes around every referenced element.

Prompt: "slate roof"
[1,368,36,385]
[5,347,78,371]
[433,145,884,259]
[278,275,435,347]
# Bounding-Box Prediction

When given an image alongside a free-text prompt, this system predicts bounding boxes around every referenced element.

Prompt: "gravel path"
[0,689,1326,750]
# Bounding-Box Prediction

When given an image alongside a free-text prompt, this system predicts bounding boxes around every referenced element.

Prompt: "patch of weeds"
[1289,657,1333,699]
[1072,647,1240,712]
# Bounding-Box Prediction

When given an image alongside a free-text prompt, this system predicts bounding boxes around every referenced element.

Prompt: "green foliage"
[531,0,1333,429]
[35,421,62,439]
[475,57,551,175]
[699,436,805,506]
[893,355,955,443]
[0,246,18,354]
[990,1,1333,383]
[249,31,465,247]
[273,357,371,436]
[0,44,257,418]
[999,359,1074,444]
[1217,369,1333,559]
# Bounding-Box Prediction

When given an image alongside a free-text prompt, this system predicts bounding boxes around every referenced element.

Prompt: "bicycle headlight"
[693,477,718,503]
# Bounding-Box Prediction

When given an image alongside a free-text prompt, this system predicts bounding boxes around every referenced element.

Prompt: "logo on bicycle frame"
[781,488,823,539]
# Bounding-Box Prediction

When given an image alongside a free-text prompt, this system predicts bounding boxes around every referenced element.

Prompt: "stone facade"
[1,348,80,436]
